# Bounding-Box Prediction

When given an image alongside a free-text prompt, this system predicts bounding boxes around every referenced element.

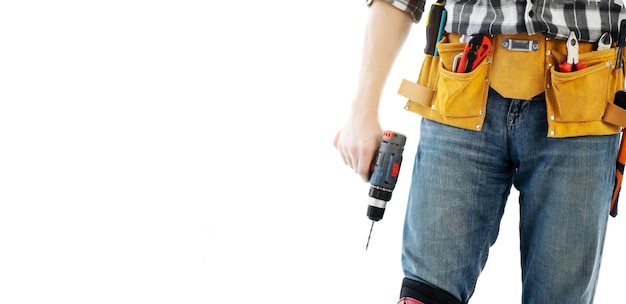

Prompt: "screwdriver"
[424,0,447,56]
[616,19,626,70]
[611,130,625,217]
[334,130,407,250]
[610,92,626,217]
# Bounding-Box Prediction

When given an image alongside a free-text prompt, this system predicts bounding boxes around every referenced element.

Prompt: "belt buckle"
[501,38,539,52]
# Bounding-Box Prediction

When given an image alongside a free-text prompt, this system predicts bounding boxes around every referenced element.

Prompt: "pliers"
[558,31,587,72]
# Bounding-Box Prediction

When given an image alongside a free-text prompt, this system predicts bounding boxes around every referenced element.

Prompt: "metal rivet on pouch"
[548,63,553,68]
[485,77,489,82]
[607,61,612,67]
[546,83,551,89]
[486,57,492,64]
[476,125,481,130]
[550,115,555,120]
[546,50,551,56]
[480,109,484,115]
[550,130,555,136]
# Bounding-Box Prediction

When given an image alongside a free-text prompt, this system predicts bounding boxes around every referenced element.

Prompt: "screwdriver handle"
[616,19,626,70]
[424,2,446,55]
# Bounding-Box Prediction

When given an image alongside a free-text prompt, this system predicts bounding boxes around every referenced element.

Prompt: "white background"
[0,1,624,303]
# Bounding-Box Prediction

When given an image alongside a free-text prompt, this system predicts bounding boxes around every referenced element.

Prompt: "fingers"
[355,154,372,182]
[335,131,378,182]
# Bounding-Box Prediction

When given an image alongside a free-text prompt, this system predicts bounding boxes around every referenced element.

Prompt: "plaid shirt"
[387,0,625,42]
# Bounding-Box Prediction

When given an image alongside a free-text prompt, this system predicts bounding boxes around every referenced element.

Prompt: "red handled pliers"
[558,31,587,72]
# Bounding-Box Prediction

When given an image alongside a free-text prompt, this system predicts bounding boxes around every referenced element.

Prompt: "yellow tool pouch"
[546,42,625,137]
[400,36,492,131]
[400,33,626,137]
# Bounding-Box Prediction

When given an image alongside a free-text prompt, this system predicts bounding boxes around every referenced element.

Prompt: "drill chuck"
[367,185,392,221]
[367,198,387,222]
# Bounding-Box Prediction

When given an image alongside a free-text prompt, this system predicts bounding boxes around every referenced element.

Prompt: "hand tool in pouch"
[457,34,492,73]
[558,31,587,72]
[610,93,626,217]
[616,19,626,70]
[334,131,406,249]
[424,0,446,56]
[611,130,625,217]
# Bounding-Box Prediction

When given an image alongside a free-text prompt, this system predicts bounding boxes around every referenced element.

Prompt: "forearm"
[338,0,413,181]
[352,0,413,118]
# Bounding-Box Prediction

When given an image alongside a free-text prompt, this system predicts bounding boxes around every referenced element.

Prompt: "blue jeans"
[402,89,619,303]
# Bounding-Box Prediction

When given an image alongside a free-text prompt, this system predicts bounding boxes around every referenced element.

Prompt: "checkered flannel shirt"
[383,0,625,42]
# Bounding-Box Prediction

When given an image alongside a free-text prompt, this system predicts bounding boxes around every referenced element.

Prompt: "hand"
[336,113,382,182]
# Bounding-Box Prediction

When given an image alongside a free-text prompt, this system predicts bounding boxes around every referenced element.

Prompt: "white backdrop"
[0,1,624,303]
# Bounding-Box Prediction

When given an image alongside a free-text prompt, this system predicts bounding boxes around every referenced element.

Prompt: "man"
[335,0,625,303]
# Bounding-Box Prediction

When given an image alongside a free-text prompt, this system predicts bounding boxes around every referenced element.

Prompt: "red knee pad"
[398,297,425,304]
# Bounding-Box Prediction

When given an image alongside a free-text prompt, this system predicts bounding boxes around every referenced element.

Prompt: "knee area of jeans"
[400,278,466,304]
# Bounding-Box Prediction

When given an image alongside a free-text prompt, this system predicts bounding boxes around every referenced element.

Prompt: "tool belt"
[400,33,626,137]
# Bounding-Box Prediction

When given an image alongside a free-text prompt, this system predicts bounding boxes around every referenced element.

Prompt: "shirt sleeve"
[384,0,427,23]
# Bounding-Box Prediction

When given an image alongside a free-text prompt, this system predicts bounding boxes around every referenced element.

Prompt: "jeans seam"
[469,189,509,299]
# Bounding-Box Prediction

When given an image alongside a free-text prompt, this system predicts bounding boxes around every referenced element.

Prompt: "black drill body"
[367,131,407,222]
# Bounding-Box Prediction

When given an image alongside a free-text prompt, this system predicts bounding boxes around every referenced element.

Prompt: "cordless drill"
[334,130,407,249]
